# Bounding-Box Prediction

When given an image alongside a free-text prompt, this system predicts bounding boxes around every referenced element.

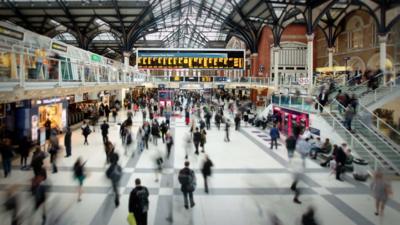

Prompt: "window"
[347,16,364,49]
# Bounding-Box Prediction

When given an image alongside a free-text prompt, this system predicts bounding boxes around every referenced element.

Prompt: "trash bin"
[353,158,369,181]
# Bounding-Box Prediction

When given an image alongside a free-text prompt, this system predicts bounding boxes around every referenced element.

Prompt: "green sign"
[91,54,102,62]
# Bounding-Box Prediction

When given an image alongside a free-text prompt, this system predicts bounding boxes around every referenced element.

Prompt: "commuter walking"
[31,146,47,177]
[370,170,393,217]
[106,154,122,207]
[301,207,320,225]
[201,155,213,193]
[73,157,86,202]
[129,178,150,225]
[48,132,59,173]
[270,124,280,150]
[224,119,231,142]
[122,126,133,156]
[193,128,201,155]
[81,121,91,145]
[151,120,160,146]
[64,127,72,157]
[31,167,48,225]
[205,111,211,130]
[215,113,221,130]
[335,145,347,181]
[165,132,174,159]
[105,105,110,122]
[1,138,14,177]
[200,128,207,153]
[344,106,354,132]
[285,135,297,162]
[160,120,168,143]
[112,108,118,123]
[100,120,110,144]
[185,108,190,126]
[178,161,196,209]
[234,113,241,131]
[19,136,31,169]
[104,141,115,164]
[136,127,145,152]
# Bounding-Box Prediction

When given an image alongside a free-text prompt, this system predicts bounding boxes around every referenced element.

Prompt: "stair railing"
[314,100,386,173]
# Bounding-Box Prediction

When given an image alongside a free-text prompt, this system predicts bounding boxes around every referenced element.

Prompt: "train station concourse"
[0,1,400,225]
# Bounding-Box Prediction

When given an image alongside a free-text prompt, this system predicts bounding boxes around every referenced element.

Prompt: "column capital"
[272,46,280,52]
[328,47,335,53]
[306,33,315,42]
[123,51,132,58]
[378,34,388,43]
[251,53,258,57]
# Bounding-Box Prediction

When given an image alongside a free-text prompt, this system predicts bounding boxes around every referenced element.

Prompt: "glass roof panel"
[148,0,234,48]
[53,32,77,41]
[93,32,117,41]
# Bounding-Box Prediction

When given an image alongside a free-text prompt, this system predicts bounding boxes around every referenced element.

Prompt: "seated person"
[309,137,322,159]
[311,137,332,159]
[320,144,338,167]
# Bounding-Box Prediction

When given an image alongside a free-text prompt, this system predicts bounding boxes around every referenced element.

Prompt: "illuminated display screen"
[137,49,245,70]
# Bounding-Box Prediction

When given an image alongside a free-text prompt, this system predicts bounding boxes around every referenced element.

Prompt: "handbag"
[127,213,137,225]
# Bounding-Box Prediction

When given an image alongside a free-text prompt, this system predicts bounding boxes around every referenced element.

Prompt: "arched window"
[347,16,364,49]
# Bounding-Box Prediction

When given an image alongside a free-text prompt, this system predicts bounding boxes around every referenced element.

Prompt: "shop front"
[33,97,68,138]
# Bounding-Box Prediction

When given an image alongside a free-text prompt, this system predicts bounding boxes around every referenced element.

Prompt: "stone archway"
[367,53,394,72]
[347,56,366,73]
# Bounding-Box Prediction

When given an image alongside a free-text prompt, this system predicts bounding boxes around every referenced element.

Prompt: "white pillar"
[273,46,280,89]
[123,52,131,68]
[328,47,334,68]
[306,34,314,93]
[379,34,388,84]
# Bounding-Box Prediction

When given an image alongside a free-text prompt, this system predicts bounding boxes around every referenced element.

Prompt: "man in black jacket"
[129,178,149,225]
[64,127,72,157]
[201,155,213,193]
[178,161,196,209]
[286,135,297,162]
[100,121,109,144]
[193,128,201,155]
[335,145,347,181]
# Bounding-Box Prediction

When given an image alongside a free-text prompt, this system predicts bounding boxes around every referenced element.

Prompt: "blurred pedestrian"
[81,121,91,145]
[100,120,110,144]
[64,127,72,157]
[165,132,174,159]
[73,157,86,202]
[201,155,213,193]
[301,206,319,225]
[193,127,201,155]
[48,132,60,173]
[19,136,31,169]
[1,138,13,177]
[371,170,393,217]
[270,124,280,150]
[106,154,122,207]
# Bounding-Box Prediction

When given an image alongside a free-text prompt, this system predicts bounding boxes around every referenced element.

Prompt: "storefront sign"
[184,77,199,82]
[51,42,68,52]
[0,25,24,40]
[37,97,62,105]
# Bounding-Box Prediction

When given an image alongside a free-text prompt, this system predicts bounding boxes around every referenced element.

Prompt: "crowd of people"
[0,87,395,225]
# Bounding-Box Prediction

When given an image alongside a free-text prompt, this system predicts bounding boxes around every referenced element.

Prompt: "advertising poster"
[31,115,38,141]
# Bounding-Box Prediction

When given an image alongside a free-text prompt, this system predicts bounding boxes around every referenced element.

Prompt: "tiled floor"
[1,110,400,225]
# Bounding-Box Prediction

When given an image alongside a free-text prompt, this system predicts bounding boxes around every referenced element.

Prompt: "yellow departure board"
[137,49,245,70]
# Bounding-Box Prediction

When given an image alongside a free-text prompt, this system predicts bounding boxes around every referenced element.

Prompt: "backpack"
[178,169,195,192]
[135,188,149,213]
[126,133,133,145]
[107,165,122,182]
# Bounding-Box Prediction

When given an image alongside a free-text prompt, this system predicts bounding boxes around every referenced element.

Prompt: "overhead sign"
[52,42,68,52]
[0,25,24,40]
[137,48,245,70]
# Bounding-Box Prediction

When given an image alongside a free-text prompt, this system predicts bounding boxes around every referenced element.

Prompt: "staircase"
[328,100,400,175]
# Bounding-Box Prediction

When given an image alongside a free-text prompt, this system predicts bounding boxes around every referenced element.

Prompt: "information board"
[137,48,245,70]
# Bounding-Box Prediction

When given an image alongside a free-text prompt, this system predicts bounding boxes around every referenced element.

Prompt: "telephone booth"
[272,105,309,136]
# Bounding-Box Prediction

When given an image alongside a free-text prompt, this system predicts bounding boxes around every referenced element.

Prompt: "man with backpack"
[178,161,196,209]
[129,178,149,225]
[106,155,122,207]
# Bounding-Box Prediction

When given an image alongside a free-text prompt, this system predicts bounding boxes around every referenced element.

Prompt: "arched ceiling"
[0,0,399,59]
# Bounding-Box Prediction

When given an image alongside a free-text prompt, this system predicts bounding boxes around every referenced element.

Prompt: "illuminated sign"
[184,77,199,82]
[137,48,245,70]
[214,77,228,82]
[91,54,102,62]
[0,25,24,40]
[200,77,213,82]
[51,42,68,52]
[169,76,184,82]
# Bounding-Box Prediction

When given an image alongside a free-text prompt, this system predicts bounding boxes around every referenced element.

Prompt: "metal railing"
[313,100,386,173]
[0,48,148,91]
